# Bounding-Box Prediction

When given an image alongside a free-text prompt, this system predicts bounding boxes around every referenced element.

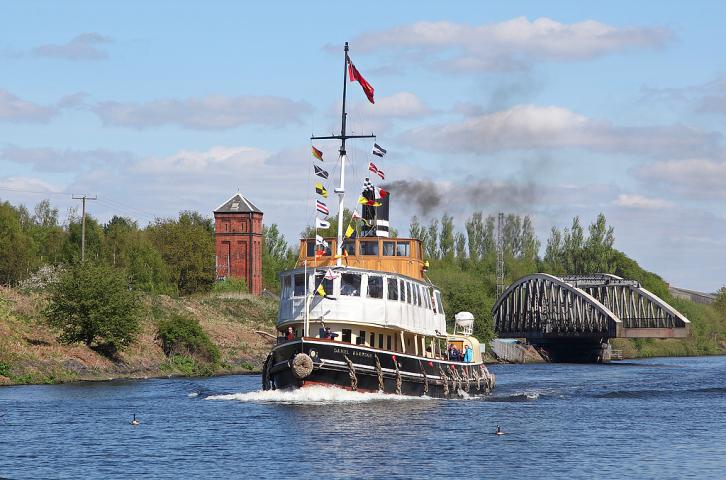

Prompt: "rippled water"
[1,356,725,479]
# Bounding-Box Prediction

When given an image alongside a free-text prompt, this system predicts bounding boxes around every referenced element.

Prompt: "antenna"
[496,212,505,298]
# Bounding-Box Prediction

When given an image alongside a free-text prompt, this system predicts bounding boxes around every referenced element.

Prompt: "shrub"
[45,262,140,355]
[157,314,220,365]
[212,277,248,294]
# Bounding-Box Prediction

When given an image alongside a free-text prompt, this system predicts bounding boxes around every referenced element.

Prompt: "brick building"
[214,193,263,295]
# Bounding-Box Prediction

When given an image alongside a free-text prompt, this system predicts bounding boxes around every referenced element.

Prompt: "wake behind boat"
[261,43,495,399]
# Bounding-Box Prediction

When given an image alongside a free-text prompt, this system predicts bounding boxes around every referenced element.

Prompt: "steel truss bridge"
[492,274,690,362]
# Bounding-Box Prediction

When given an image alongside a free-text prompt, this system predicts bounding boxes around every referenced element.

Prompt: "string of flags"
[316,199,329,215]
[315,182,328,198]
[312,146,324,161]
[372,143,386,157]
[314,165,328,179]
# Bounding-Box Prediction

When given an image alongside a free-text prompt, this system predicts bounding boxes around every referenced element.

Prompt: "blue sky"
[1,1,725,291]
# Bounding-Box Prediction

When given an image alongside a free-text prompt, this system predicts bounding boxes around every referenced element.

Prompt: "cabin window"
[315,273,333,297]
[412,284,419,306]
[294,273,306,296]
[396,241,410,257]
[342,239,356,256]
[425,288,432,309]
[367,275,383,299]
[387,278,399,301]
[357,330,366,345]
[382,241,395,256]
[378,333,384,349]
[342,329,351,342]
[406,282,412,304]
[387,335,392,350]
[369,332,375,346]
[435,291,444,315]
[360,240,379,256]
[283,275,292,297]
[341,273,361,296]
[307,239,331,257]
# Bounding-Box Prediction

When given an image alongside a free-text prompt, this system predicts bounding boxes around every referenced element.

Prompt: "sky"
[1,1,725,292]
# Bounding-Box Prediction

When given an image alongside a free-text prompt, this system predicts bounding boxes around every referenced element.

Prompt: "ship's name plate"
[333,347,373,359]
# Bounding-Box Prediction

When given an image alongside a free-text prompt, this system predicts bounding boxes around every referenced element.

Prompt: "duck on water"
[260,43,495,399]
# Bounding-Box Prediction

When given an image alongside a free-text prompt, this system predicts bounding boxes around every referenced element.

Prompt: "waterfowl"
[131,414,140,426]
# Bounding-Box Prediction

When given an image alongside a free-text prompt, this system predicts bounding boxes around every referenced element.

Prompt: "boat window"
[315,273,333,297]
[342,239,356,256]
[294,273,306,296]
[359,240,379,256]
[435,291,444,315]
[387,277,399,301]
[382,241,395,256]
[413,284,419,306]
[406,282,412,304]
[425,288,432,309]
[341,273,361,296]
[357,330,366,345]
[283,275,292,297]
[378,333,383,349]
[396,241,410,257]
[306,239,331,257]
[342,329,351,343]
[367,275,383,299]
[387,335,392,350]
[369,332,374,346]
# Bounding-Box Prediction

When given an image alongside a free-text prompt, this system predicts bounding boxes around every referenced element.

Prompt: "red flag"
[348,59,375,104]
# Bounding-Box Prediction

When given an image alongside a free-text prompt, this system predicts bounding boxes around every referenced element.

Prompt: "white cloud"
[0,89,57,123]
[348,17,671,72]
[0,145,133,172]
[33,33,111,61]
[93,95,312,129]
[0,176,63,194]
[615,194,673,209]
[400,104,718,156]
[359,92,430,118]
[133,146,270,175]
[636,158,726,197]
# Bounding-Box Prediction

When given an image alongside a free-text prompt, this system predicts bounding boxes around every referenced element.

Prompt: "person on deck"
[286,327,295,341]
[463,345,473,363]
[323,327,338,340]
[448,344,460,361]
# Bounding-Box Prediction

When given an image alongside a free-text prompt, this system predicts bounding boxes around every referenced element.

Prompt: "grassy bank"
[0,287,278,385]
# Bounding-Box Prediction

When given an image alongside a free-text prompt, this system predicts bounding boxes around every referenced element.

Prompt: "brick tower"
[214,193,263,295]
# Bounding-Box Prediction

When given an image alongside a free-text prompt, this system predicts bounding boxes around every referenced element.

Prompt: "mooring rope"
[394,359,402,395]
[439,366,449,397]
[462,366,470,393]
[375,355,384,392]
[344,355,358,391]
[419,360,429,396]
[472,367,482,392]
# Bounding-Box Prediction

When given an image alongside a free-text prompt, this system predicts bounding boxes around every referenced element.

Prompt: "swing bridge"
[492,273,690,362]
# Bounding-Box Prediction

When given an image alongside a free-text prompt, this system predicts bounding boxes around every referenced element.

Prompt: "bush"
[212,277,248,294]
[157,314,220,365]
[45,262,140,355]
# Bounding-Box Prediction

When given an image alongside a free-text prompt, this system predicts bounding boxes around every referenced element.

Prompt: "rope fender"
[344,355,358,391]
[291,353,314,379]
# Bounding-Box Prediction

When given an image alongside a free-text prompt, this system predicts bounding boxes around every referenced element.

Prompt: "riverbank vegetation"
[1,196,724,385]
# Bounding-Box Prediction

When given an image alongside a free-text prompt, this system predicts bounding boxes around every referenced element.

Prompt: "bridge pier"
[530,338,611,363]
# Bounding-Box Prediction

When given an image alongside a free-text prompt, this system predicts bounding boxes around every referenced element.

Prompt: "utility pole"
[72,194,97,261]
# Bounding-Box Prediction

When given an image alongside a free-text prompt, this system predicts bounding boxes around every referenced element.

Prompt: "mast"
[311,42,375,267]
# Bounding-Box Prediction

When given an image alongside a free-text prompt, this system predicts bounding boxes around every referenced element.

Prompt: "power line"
[72,194,97,261]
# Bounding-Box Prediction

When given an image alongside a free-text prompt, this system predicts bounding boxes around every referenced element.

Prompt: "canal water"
[1,356,725,479]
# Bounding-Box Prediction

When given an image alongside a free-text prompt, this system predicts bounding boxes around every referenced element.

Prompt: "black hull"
[262,339,495,399]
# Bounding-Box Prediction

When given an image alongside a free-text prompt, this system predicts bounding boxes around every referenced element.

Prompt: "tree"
[0,201,37,285]
[439,213,455,260]
[583,213,615,273]
[465,211,485,260]
[262,224,296,292]
[425,218,439,259]
[147,213,215,295]
[454,232,466,260]
[45,262,140,355]
[520,215,540,262]
[544,226,564,274]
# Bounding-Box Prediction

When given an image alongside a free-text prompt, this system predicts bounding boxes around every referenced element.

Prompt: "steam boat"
[261,43,495,398]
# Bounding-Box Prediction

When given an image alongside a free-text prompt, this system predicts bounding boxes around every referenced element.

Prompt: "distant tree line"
[0,198,294,295]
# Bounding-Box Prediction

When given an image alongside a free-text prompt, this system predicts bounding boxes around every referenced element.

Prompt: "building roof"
[214,193,262,214]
